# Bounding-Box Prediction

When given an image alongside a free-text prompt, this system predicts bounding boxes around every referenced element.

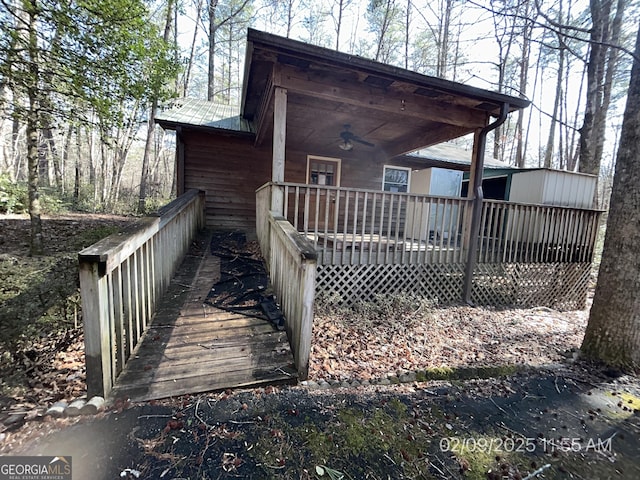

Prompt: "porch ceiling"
[243,29,530,158]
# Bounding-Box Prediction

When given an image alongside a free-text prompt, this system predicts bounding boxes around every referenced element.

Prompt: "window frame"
[382,165,411,193]
[306,155,342,187]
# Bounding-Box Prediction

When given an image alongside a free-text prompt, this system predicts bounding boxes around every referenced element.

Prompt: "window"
[383,166,410,192]
[307,156,341,186]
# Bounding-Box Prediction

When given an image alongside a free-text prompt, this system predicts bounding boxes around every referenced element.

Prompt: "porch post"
[462,103,509,304]
[175,126,185,196]
[271,86,287,214]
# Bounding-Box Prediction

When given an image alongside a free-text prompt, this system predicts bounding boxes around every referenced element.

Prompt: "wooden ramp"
[110,232,297,402]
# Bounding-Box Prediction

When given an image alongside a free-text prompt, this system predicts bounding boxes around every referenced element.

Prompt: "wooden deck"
[110,232,297,402]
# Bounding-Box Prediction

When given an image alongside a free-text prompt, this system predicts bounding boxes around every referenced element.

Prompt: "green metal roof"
[155,98,253,133]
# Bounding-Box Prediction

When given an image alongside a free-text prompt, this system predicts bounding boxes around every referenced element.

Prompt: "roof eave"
[245,28,531,111]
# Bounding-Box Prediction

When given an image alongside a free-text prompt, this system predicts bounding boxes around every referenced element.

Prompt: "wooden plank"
[278,64,488,128]
[272,86,287,213]
[111,365,296,402]
[120,344,291,379]
[126,333,288,362]
[79,261,112,398]
[146,322,278,342]
[110,228,297,402]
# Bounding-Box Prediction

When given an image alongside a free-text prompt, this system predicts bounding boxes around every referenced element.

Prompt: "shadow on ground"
[20,364,640,480]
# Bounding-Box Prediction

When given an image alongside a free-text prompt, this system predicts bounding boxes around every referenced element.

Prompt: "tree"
[138,0,180,213]
[205,0,251,101]
[366,0,403,63]
[580,26,640,371]
[579,0,628,182]
[330,0,354,51]
[1,0,178,251]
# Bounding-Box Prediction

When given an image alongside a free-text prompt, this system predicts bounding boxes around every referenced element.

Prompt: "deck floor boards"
[111,231,297,402]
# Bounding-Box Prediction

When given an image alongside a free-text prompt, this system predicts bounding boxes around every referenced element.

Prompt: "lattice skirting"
[471,262,591,311]
[315,262,591,310]
[316,263,466,306]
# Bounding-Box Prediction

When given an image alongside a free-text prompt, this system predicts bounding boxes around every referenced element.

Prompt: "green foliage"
[0,176,70,214]
[0,175,28,214]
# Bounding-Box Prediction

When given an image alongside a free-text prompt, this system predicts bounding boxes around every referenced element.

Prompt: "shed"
[508,169,596,209]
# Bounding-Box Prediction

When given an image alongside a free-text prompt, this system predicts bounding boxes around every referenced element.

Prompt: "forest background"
[0,0,638,228]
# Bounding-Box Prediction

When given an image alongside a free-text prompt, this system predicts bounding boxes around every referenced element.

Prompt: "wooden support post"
[272,86,287,214]
[176,126,185,196]
[462,130,482,251]
[463,103,509,304]
[79,261,112,398]
[297,259,316,380]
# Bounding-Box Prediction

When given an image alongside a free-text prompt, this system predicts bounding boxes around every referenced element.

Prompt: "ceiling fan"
[338,124,375,151]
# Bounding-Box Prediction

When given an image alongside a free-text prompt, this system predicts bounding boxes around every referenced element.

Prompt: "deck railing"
[79,189,205,398]
[256,184,317,379]
[277,182,472,265]
[262,182,601,267]
[477,199,601,264]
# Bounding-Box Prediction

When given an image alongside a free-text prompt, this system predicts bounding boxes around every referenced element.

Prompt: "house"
[79,28,602,398]
[157,27,602,310]
[156,29,532,231]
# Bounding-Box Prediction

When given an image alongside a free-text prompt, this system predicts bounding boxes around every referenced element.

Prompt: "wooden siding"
[182,130,271,232]
[182,128,409,232]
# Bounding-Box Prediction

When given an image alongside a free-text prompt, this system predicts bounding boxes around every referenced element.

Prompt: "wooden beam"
[254,75,275,147]
[277,65,489,129]
[384,124,473,157]
[271,86,287,213]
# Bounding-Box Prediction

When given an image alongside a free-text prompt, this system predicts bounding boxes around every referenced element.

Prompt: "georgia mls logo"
[0,456,72,480]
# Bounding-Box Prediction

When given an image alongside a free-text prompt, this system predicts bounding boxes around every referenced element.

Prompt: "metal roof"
[155,98,253,133]
[409,144,514,169]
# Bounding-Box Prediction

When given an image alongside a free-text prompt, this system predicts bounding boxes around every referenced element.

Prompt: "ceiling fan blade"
[352,136,375,147]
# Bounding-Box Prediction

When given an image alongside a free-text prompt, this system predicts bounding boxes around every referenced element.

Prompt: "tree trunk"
[403,0,410,69]
[515,8,532,168]
[581,26,640,371]
[373,0,393,62]
[138,102,157,213]
[184,0,203,96]
[207,0,219,101]
[26,2,43,255]
[437,0,452,78]
[38,135,50,187]
[73,126,81,206]
[335,0,344,50]
[592,0,626,170]
[139,0,173,213]
[579,0,612,176]
[544,44,565,168]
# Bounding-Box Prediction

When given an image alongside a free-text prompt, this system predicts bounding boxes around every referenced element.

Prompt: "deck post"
[297,258,316,379]
[272,86,287,215]
[79,260,112,398]
[463,103,509,304]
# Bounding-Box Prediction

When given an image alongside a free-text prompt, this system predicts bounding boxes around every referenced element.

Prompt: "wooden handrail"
[256,183,317,380]
[265,181,601,267]
[79,189,205,398]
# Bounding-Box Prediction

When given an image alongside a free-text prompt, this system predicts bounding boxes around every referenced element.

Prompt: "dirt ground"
[8,365,640,480]
[1,214,639,479]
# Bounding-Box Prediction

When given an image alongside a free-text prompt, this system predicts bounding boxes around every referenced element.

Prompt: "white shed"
[508,169,596,209]
[506,169,597,246]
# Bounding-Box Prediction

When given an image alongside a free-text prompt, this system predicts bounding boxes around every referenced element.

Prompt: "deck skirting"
[316,261,591,311]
